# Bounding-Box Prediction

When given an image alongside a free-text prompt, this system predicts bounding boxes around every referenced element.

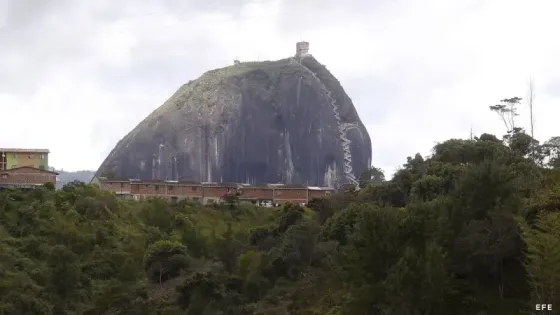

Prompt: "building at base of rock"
[95,177,334,206]
[0,166,58,190]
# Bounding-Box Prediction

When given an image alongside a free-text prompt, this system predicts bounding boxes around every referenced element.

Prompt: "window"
[297,191,301,196]
[155,185,159,191]
[1,174,7,179]
[12,153,16,159]
[168,185,174,191]
[191,186,197,191]
[28,154,33,159]
[11,165,18,169]
[277,190,282,196]
[120,183,124,188]
[40,154,45,159]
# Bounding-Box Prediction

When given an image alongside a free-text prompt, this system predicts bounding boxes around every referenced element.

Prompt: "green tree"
[280,221,320,279]
[216,223,240,273]
[541,136,560,168]
[517,212,560,308]
[489,97,522,134]
[410,174,443,202]
[477,133,501,142]
[47,244,82,305]
[306,197,334,224]
[277,203,305,233]
[43,181,55,191]
[144,240,189,286]
[4,121,560,314]
[358,166,385,188]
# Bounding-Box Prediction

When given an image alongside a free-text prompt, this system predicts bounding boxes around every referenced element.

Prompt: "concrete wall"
[100,181,131,194]
[130,182,204,198]
[6,153,17,169]
[202,186,234,204]
[204,186,234,197]
[273,188,308,204]
[4,152,48,169]
[0,167,56,185]
[98,179,335,205]
[308,189,332,199]
[39,155,48,170]
[296,41,310,56]
[166,184,204,198]
[238,187,274,200]
[19,152,42,168]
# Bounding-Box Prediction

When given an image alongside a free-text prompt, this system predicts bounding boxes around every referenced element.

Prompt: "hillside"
[1,131,560,314]
[96,54,371,187]
[54,170,95,189]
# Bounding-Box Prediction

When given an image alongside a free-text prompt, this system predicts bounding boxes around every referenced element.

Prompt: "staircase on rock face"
[292,57,359,186]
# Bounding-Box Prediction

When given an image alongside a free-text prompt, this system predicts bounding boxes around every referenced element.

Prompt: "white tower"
[296,41,310,57]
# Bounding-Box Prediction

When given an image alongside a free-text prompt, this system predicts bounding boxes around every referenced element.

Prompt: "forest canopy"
[1,97,560,314]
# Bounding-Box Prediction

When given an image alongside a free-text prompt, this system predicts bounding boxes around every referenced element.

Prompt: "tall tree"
[527,78,536,158]
[517,212,560,308]
[542,136,560,168]
[489,97,522,134]
[143,240,189,287]
[359,166,386,188]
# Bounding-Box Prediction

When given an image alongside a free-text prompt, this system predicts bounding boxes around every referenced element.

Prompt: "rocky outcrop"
[96,55,371,187]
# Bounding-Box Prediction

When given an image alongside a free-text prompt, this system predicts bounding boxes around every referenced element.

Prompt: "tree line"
[0,94,559,314]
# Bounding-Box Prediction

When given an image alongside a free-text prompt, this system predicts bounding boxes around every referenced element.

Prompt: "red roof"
[0,148,50,153]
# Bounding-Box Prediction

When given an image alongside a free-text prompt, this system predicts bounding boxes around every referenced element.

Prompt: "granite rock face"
[95,56,371,187]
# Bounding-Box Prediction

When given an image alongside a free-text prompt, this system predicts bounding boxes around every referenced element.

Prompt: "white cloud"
[88,22,138,67]
[1,0,560,177]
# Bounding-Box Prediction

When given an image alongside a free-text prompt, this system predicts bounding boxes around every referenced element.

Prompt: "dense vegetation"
[1,99,560,314]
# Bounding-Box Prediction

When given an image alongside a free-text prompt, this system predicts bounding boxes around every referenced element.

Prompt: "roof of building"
[103,178,201,185]
[97,178,332,190]
[0,183,44,189]
[0,166,59,175]
[0,148,50,153]
[238,184,271,189]
[239,196,273,200]
[135,179,201,185]
[202,182,238,187]
[100,179,130,183]
[308,186,335,191]
[270,184,308,189]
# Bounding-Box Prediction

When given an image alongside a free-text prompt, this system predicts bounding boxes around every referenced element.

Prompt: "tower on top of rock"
[296,41,309,57]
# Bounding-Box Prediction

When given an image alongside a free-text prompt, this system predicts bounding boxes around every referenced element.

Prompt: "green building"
[0,148,50,171]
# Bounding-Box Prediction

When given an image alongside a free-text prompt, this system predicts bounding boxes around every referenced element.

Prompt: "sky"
[1,0,560,177]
